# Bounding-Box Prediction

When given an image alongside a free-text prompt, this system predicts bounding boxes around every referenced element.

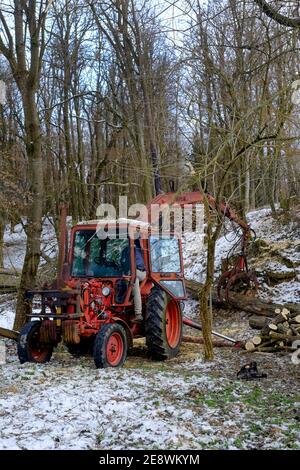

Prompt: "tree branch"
[254,0,300,28]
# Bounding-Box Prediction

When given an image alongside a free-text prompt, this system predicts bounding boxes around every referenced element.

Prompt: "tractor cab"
[68,221,135,306]
[65,218,186,306]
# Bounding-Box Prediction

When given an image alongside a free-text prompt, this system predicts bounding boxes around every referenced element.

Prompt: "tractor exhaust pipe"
[183,317,241,345]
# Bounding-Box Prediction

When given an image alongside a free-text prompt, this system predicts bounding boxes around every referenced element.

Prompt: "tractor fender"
[112,317,133,350]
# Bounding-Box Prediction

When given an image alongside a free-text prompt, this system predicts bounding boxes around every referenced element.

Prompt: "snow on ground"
[257,279,300,304]
[182,222,242,284]
[0,297,15,330]
[0,342,299,450]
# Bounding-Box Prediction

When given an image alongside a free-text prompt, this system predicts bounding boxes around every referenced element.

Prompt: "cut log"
[294,315,300,324]
[281,308,290,319]
[252,335,262,346]
[0,268,20,276]
[269,331,300,342]
[245,340,256,351]
[274,313,287,325]
[277,324,289,335]
[268,323,278,331]
[249,315,270,330]
[185,279,300,317]
[256,346,291,353]
[290,326,299,336]
[0,268,20,291]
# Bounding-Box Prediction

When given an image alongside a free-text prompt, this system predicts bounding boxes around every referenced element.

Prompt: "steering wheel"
[93,257,120,269]
[105,260,121,270]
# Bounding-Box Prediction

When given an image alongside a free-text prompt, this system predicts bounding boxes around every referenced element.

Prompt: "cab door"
[148,235,187,300]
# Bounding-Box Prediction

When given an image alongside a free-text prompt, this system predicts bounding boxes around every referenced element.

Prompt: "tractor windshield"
[71,229,131,277]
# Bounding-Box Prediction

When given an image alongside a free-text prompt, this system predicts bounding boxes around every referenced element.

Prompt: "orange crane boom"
[147,190,258,300]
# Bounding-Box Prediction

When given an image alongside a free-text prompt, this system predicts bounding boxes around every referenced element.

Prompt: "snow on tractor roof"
[76,218,150,228]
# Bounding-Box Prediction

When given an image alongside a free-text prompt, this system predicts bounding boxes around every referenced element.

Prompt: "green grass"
[185,378,300,449]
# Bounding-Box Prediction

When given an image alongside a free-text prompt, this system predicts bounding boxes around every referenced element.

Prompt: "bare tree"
[0,1,53,330]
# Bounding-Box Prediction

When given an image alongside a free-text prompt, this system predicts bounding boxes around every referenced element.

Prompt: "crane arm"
[148,191,250,234]
[147,190,258,299]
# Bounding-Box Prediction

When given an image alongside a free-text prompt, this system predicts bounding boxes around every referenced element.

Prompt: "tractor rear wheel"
[93,323,127,368]
[145,286,182,360]
[17,321,53,364]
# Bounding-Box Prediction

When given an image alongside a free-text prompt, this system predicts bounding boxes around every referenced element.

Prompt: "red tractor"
[17,217,186,368]
[17,191,257,368]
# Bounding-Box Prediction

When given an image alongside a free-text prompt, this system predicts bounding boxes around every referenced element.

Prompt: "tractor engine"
[58,279,119,346]
[68,279,114,322]
[81,279,114,320]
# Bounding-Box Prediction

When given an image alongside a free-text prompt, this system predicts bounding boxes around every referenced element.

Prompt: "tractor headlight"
[102,286,111,297]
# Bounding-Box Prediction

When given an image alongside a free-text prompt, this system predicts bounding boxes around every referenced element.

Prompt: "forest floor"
[0,206,299,450]
[0,331,299,450]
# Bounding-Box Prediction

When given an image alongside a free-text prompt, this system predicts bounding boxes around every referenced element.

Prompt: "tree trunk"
[199,194,216,360]
[0,221,4,268]
[244,154,250,213]
[199,238,215,360]
[14,89,43,331]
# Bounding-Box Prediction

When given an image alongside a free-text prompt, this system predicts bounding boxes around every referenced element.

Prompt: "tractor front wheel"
[145,286,182,360]
[93,323,127,368]
[17,321,53,364]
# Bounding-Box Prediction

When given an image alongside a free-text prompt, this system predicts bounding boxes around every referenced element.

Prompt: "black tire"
[145,286,182,360]
[65,337,94,357]
[93,323,127,368]
[17,321,53,364]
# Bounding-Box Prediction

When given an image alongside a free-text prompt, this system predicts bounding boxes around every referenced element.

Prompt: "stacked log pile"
[246,308,300,352]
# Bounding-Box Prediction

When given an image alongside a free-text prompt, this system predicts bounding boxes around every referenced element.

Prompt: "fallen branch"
[0,327,19,341]
[185,279,300,317]
[182,334,236,347]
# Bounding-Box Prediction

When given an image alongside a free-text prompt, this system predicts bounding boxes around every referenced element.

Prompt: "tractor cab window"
[71,230,131,277]
[149,236,181,273]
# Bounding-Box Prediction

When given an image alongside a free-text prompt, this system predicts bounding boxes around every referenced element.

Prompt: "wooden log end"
[245,340,256,351]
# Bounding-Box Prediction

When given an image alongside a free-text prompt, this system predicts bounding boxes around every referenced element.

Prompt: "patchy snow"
[0,297,15,330]
[257,279,300,304]
[3,219,57,271]
[182,206,300,304]
[0,343,299,450]
[182,221,242,284]
[262,261,295,274]
[247,207,300,242]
